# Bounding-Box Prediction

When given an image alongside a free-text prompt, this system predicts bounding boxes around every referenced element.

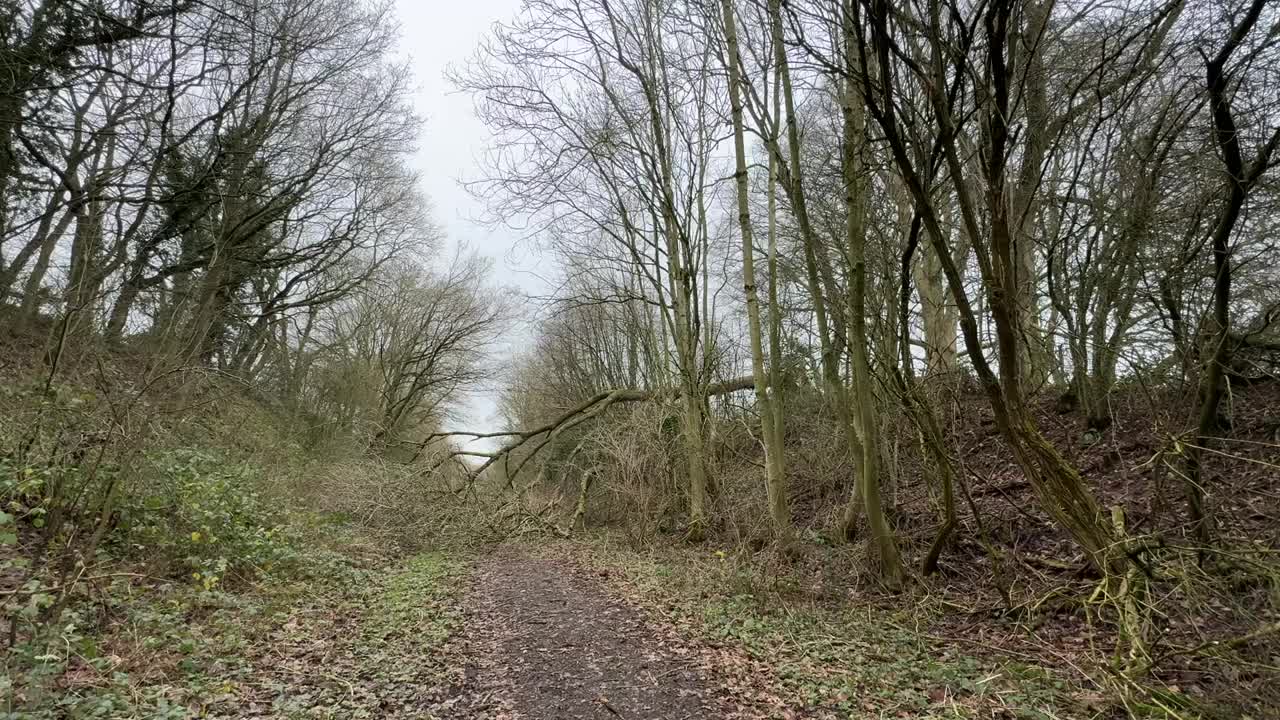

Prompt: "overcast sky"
[392,0,540,448]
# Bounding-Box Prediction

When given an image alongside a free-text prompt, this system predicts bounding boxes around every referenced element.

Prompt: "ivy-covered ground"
[8,533,1106,720]
[4,543,467,719]
[0,372,485,719]
[555,538,1094,720]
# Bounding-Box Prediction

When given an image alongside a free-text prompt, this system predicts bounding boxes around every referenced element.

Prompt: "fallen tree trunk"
[424,376,756,485]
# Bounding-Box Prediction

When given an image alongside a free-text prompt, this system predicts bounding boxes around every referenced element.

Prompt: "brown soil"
[433,547,755,719]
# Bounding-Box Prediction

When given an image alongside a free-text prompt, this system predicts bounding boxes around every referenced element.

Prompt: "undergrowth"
[569,535,1093,719]
[4,527,467,718]
[0,358,481,718]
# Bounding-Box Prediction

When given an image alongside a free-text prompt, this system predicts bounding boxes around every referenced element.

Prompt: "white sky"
[393,0,542,448]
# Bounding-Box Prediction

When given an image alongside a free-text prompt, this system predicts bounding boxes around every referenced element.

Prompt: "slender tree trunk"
[721,0,789,540]
[58,192,108,337]
[766,66,787,514]
[17,209,76,321]
[838,36,902,584]
[1184,0,1279,544]
[767,0,865,535]
[913,234,958,376]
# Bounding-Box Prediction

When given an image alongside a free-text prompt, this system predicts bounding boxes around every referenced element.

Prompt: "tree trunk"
[838,35,903,585]
[855,0,1123,573]
[1184,0,1277,544]
[767,0,864,535]
[721,0,790,541]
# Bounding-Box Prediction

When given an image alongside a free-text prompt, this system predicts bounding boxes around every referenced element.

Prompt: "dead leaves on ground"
[190,553,468,718]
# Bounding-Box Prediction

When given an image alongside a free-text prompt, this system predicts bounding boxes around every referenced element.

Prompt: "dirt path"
[433,547,747,719]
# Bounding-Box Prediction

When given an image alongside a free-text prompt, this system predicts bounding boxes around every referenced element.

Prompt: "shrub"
[118,449,297,588]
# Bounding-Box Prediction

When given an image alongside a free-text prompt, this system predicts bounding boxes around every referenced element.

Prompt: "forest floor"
[11,547,473,719]
[434,542,1088,720]
[15,539,1095,719]
[19,518,1267,718]
[419,542,1092,720]
[15,540,791,719]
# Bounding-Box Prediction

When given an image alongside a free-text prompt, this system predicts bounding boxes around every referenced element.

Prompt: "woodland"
[1,0,1279,718]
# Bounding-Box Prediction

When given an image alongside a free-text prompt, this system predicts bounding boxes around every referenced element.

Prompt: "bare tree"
[454,0,726,535]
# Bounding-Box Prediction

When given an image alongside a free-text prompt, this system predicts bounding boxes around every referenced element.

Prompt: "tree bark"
[721,0,790,541]
[1186,0,1280,546]
[838,47,903,584]
[767,0,866,537]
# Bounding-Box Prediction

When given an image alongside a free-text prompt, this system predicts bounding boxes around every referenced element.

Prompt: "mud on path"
[433,547,753,720]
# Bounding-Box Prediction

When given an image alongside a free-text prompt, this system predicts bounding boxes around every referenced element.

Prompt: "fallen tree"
[422,376,756,485]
